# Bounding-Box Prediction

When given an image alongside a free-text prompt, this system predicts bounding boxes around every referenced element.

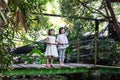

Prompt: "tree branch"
[31,12,109,22]
[78,0,108,18]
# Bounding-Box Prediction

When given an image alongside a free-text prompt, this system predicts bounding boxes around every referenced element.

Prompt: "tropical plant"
[0,0,52,72]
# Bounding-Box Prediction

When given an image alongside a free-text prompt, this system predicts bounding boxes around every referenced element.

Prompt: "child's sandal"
[60,64,65,67]
[50,64,54,68]
[46,64,50,68]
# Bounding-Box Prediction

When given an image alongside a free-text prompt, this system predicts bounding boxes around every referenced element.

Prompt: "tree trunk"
[105,0,120,40]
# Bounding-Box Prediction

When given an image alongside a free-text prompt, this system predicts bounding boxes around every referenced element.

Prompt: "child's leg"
[50,56,54,67]
[59,49,63,65]
[46,56,50,67]
[61,49,66,64]
[59,49,66,65]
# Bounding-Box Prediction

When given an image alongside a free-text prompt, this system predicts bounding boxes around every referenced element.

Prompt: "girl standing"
[57,27,69,66]
[45,29,58,67]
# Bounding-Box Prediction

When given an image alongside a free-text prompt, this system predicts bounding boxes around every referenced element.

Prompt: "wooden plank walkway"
[12,63,94,69]
[2,63,120,76]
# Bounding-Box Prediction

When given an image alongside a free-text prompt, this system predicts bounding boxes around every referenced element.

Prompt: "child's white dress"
[45,36,58,57]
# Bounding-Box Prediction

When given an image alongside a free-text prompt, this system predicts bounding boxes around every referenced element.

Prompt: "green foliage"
[20,55,32,64]
[11,75,67,80]
[60,0,96,59]
[97,38,120,66]
[20,43,45,64]
[0,52,12,72]
[20,48,45,64]
[0,25,14,72]
[29,49,44,56]
[34,42,45,50]
[60,0,120,66]
[98,39,115,53]
[0,0,52,72]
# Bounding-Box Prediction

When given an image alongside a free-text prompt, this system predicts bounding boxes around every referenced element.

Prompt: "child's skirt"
[45,44,58,57]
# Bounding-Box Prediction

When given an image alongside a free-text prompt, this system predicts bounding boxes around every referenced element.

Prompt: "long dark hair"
[59,27,65,34]
[48,29,55,35]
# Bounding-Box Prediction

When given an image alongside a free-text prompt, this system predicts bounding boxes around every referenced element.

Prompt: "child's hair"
[59,27,65,34]
[48,29,55,35]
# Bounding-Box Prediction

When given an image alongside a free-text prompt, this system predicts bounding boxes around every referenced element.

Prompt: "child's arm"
[65,25,73,35]
[65,28,70,36]
[45,37,51,44]
[56,36,61,45]
[55,39,58,45]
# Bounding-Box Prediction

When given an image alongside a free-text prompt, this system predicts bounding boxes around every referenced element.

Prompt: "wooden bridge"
[2,0,120,77]
[2,63,120,76]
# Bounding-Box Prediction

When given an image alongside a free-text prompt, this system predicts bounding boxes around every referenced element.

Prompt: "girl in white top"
[45,29,58,67]
[57,27,69,66]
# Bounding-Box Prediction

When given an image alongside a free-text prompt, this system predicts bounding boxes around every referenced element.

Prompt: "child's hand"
[48,42,51,45]
[55,43,58,45]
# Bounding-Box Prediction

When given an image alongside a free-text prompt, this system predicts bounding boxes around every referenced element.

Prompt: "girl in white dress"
[57,27,69,66]
[45,29,58,67]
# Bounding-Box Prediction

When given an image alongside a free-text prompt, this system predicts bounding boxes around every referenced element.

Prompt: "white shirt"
[47,36,56,44]
[57,32,69,49]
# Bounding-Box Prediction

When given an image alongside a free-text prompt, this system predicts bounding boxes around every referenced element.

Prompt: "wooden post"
[0,74,2,80]
[77,39,80,63]
[94,20,99,66]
